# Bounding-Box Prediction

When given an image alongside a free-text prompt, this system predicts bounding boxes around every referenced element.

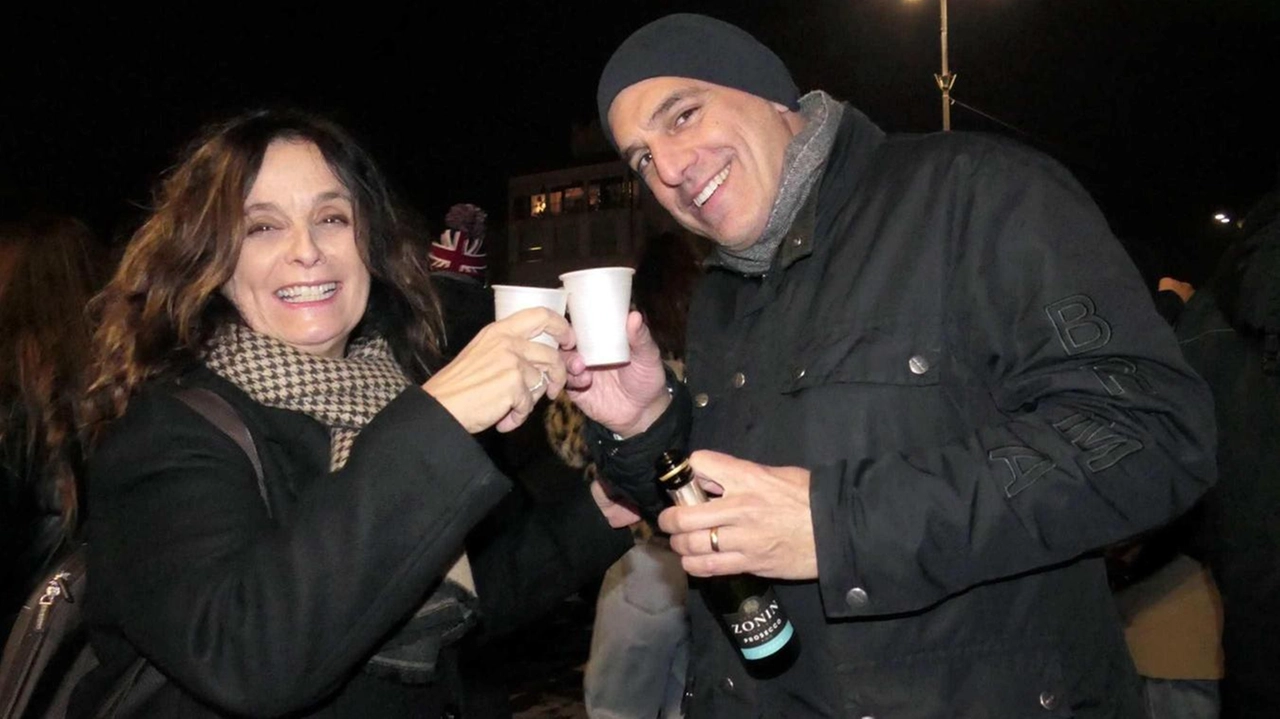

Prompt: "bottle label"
[725,588,794,660]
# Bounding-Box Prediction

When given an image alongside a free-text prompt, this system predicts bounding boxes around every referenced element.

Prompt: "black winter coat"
[1175,290,1280,718]
[71,366,631,718]
[1,424,66,637]
[591,106,1217,718]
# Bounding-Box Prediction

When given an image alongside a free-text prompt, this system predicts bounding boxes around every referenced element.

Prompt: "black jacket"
[591,107,1217,718]
[1,424,67,637]
[71,366,630,718]
[1175,290,1280,718]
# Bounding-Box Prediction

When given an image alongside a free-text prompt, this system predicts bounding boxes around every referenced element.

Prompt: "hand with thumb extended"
[565,311,670,439]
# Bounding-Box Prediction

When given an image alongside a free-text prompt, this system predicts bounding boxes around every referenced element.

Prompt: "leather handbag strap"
[174,387,270,518]
[1,387,271,719]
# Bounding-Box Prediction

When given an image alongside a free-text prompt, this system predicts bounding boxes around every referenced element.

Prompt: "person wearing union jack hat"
[429,203,489,285]
[429,203,495,359]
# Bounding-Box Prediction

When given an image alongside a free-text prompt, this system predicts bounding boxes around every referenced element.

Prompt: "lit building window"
[587,184,601,211]
[531,194,547,218]
[563,186,586,213]
[549,190,563,215]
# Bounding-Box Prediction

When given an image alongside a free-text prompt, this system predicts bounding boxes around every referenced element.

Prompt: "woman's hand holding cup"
[423,307,573,433]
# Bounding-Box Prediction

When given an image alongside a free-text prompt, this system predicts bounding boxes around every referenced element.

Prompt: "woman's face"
[222,139,371,358]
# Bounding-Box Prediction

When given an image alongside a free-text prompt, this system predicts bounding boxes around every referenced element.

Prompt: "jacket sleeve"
[467,480,634,640]
[88,385,511,716]
[581,366,694,524]
[812,143,1218,618]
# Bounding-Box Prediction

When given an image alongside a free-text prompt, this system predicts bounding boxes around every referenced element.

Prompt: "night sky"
[4,1,1276,276]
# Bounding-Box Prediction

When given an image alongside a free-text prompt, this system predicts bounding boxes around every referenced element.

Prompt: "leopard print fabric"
[543,392,599,484]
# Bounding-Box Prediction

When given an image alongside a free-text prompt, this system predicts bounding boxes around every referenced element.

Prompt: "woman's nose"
[286,227,325,267]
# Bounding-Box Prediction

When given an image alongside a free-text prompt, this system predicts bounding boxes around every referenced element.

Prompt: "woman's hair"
[1,214,107,530]
[631,230,703,361]
[84,109,443,433]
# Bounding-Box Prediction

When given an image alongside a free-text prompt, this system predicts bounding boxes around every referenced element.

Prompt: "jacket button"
[1039,691,1057,710]
[793,367,806,381]
[845,587,869,608]
[694,393,709,408]
[720,676,736,693]
[731,372,746,388]
[790,235,805,247]
[908,354,930,374]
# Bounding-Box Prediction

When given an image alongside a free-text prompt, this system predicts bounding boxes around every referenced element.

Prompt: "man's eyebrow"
[619,86,708,164]
[648,86,706,127]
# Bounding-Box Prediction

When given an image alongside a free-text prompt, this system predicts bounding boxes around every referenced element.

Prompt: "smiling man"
[566,12,1219,719]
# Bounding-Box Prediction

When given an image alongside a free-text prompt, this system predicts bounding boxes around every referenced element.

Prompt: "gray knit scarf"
[716,90,845,275]
[204,324,477,684]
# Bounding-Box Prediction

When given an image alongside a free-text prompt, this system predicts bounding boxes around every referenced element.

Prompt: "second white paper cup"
[491,285,567,348]
[559,266,635,366]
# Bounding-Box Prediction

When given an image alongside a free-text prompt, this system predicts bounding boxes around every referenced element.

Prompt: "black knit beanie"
[596,13,800,148]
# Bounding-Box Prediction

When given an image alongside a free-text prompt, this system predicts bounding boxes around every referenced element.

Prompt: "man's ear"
[776,103,806,135]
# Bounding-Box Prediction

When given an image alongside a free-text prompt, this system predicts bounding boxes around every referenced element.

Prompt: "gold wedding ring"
[709,526,721,553]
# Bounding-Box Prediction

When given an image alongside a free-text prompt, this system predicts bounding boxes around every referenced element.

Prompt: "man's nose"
[650,138,696,188]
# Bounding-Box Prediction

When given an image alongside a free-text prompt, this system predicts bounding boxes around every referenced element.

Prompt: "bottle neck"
[655,454,708,506]
[666,478,709,507]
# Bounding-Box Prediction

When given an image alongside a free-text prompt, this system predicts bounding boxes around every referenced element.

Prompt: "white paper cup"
[491,285,568,348]
[559,266,635,366]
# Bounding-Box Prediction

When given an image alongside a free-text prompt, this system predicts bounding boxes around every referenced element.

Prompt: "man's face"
[608,77,804,252]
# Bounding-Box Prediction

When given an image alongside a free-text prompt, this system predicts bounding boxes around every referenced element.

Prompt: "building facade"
[504,159,686,286]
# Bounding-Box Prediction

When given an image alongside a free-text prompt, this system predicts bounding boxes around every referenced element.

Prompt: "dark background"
[4,1,1276,280]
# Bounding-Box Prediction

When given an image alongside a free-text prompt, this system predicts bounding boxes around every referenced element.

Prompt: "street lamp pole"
[932,0,956,131]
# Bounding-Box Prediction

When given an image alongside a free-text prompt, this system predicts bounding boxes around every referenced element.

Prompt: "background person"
[579,230,703,719]
[1171,188,1280,718]
[1,214,107,636]
[428,202,494,361]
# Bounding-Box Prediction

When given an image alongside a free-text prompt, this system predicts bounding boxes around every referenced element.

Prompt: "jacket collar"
[702,103,886,276]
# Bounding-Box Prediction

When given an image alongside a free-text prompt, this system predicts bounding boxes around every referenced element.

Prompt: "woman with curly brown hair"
[1,214,106,636]
[71,109,631,718]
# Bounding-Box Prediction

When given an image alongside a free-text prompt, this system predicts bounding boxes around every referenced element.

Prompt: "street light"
[909,0,956,131]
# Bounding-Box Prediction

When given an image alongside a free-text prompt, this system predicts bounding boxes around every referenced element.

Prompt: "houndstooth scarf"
[205,324,477,683]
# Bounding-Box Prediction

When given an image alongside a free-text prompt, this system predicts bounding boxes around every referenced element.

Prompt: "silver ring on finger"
[528,369,549,394]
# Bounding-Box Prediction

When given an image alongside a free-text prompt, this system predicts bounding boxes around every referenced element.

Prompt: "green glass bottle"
[654,450,800,679]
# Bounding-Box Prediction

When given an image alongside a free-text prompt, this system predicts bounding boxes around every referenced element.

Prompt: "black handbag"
[0,388,266,718]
